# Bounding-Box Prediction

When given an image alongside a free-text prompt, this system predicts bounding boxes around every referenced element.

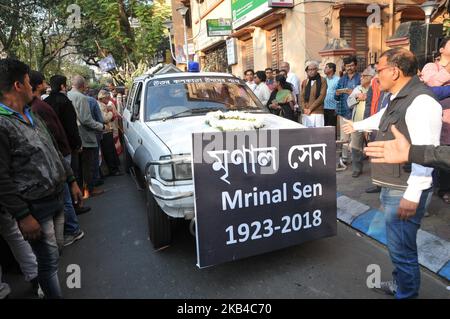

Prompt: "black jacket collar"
[392,75,422,100]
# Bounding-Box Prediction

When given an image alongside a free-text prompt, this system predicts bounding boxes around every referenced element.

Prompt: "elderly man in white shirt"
[343,48,442,299]
[280,61,300,103]
[253,71,272,106]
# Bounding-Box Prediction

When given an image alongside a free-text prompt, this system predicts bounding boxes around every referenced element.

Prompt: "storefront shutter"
[243,38,254,71]
[270,26,283,70]
[340,17,368,72]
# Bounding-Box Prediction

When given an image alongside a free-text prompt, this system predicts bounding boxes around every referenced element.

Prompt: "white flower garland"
[205,111,265,131]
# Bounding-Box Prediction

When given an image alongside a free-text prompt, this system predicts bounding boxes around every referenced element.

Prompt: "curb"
[336,193,450,282]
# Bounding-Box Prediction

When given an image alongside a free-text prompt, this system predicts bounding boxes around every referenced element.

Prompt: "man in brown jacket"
[301,61,327,127]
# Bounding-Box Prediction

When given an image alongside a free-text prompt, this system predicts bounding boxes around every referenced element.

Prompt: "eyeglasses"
[376,66,394,74]
[307,68,318,72]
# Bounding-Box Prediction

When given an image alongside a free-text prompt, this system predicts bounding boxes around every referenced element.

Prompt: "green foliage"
[133,0,172,62]
[73,0,171,74]
[1,0,171,83]
[0,0,79,71]
[61,62,94,81]
[444,18,450,37]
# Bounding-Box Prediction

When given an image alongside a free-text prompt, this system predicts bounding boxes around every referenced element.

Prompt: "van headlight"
[174,162,192,180]
[159,164,174,181]
[156,155,192,182]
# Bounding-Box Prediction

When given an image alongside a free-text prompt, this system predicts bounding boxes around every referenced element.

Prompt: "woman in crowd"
[267,75,296,121]
[98,90,122,176]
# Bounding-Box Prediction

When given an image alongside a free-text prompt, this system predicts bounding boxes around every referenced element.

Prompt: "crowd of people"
[0,39,449,300]
[244,42,450,206]
[0,58,126,299]
[243,43,449,299]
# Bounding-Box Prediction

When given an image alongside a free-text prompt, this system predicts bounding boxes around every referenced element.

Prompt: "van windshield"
[144,77,267,121]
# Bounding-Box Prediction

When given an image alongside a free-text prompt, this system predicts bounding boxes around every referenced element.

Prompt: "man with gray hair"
[68,75,105,198]
[346,66,376,177]
[280,61,300,104]
[344,49,442,298]
[300,61,327,127]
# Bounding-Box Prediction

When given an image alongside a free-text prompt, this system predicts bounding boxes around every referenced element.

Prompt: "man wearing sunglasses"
[342,48,442,299]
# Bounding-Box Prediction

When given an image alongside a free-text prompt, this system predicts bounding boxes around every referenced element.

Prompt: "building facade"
[191,0,233,72]
[170,0,194,69]
[170,0,448,79]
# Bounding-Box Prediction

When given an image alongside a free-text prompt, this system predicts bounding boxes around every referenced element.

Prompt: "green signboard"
[207,19,232,37]
[231,0,270,29]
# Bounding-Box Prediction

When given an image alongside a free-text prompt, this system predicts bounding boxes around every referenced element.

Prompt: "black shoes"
[366,185,381,193]
[64,229,85,247]
[352,171,361,178]
[75,206,91,215]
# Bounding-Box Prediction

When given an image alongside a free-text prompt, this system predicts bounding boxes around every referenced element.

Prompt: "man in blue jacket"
[335,56,361,165]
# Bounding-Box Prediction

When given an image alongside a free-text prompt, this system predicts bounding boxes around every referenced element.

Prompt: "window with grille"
[269,26,283,70]
[340,17,368,72]
[242,38,254,71]
[203,43,228,72]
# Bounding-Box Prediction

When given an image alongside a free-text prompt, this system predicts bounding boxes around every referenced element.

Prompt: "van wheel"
[145,187,172,250]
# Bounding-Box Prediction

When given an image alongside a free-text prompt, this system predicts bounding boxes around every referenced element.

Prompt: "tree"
[73,0,171,84]
[0,0,171,84]
[0,0,38,57]
[0,0,78,72]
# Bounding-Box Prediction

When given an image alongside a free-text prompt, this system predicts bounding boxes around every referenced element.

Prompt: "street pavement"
[4,172,449,299]
[337,158,450,241]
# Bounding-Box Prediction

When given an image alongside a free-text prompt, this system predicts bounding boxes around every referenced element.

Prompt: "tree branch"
[40,51,74,70]
[83,57,100,67]
[39,28,77,71]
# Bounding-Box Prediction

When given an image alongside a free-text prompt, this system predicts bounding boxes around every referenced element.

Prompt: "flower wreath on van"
[205,111,265,131]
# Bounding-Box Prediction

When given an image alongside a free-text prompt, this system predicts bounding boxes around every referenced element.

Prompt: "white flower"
[205,111,265,131]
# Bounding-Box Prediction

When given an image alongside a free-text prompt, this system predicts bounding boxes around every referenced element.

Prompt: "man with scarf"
[300,61,327,127]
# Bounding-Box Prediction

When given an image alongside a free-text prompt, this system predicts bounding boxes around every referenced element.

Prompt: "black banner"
[192,128,337,268]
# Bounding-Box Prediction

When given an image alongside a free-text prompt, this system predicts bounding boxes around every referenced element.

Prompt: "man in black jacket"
[44,75,81,153]
[0,58,83,298]
[44,75,90,215]
[30,71,85,247]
